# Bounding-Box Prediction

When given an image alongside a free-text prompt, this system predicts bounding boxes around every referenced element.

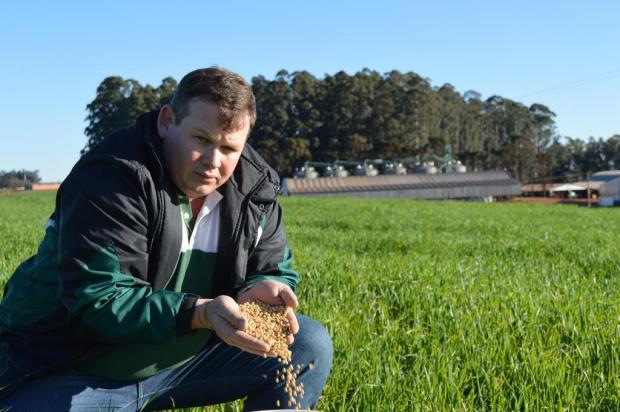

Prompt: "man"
[0,67,333,411]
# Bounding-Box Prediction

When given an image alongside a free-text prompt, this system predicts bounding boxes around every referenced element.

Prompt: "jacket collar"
[136,110,168,187]
[219,144,279,200]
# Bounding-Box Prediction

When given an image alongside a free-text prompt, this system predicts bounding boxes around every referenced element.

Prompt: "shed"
[595,170,620,206]
[284,171,521,200]
[521,183,561,197]
[549,182,603,199]
[30,182,61,191]
[549,183,587,193]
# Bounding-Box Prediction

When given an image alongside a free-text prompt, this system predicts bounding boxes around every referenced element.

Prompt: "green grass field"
[1,192,620,411]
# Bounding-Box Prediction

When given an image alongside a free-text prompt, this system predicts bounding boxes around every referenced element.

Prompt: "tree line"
[0,170,41,189]
[82,69,619,183]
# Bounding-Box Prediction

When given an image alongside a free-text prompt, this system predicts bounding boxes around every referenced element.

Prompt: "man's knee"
[292,314,333,371]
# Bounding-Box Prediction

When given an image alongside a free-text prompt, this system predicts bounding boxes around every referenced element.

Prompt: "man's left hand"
[237,280,300,344]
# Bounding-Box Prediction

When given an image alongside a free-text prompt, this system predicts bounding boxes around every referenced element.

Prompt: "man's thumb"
[280,286,299,309]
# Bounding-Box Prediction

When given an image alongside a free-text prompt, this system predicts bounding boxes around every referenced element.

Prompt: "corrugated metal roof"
[285,171,521,198]
[572,181,603,190]
[593,170,620,177]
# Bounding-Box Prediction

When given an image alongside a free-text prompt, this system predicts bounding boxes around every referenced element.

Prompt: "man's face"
[158,99,249,198]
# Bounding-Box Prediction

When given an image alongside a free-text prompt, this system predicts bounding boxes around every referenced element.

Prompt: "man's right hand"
[192,295,272,357]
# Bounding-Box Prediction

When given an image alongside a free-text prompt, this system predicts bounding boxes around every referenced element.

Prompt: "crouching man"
[0,67,332,411]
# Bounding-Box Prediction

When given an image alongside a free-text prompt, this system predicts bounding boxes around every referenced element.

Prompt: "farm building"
[519,171,620,205]
[544,171,620,204]
[31,182,61,191]
[549,182,601,198]
[283,171,521,200]
[521,183,558,197]
[10,182,59,192]
[594,170,620,206]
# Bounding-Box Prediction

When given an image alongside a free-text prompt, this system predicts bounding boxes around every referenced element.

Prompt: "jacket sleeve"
[243,199,300,293]
[57,157,194,344]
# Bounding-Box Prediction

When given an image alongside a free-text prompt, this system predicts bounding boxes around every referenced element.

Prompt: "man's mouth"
[195,171,217,181]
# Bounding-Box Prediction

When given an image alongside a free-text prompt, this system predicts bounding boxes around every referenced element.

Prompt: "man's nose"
[202,146,221,168]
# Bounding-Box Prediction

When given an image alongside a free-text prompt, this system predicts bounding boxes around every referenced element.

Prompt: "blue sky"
[1,0,618,182]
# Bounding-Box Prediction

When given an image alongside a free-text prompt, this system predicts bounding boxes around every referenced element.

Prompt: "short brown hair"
[170,67,256,132]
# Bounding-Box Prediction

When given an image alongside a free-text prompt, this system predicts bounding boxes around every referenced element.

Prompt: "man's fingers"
[228,331,272,356]
[215,300,247,330]
[213,315,272,355]
[279,287,299,309]
[285,307,297,344]
[286,307,299,335]
[234,330,272,353]
[237,281,298,309]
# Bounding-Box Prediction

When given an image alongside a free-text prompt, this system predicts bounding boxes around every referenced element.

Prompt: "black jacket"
[0,110,298,395]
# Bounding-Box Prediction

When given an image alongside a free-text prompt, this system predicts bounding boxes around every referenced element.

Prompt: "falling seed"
[239,301,305,409]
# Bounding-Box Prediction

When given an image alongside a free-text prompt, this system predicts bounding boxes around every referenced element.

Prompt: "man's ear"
[157,105,175,138]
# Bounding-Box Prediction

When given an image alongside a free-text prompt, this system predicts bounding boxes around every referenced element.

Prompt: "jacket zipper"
[156,190,182,291]
[222,173,268,285]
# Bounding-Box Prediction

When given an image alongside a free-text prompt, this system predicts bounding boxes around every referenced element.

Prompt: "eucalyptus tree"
[524,103,557,181]
[290,71,323,145]
[82,76,174,154]
[405,72,438,157]
[582,137,609,173]
[369,70,436,159]
[603,134,620,170]
[546,137,574,179]
[319,71,359,160]
[502,133,538,182]
[459,90,485,170]
[250,71,295,174]
[436,83,465,156]
[529,104,556,152]
[156,77,177,107]
[564,137,588,176]
[481,95,508,169]
[368,70,402,158]
[482,96,534,173]
[83,77,136,154]
[340,69,379,159]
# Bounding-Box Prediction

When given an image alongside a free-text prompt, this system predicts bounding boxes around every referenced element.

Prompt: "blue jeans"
[0,314,333,411]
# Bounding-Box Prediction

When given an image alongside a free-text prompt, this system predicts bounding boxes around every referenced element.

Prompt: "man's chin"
[192,183,219,197]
